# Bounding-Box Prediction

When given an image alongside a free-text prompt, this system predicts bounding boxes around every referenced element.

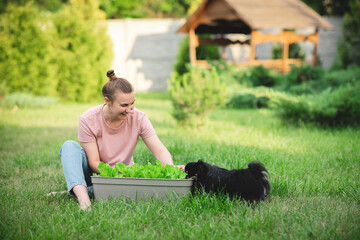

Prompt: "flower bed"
[91,176,193,201]
[91,161,193,201]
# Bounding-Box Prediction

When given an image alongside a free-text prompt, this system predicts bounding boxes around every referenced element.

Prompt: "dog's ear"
[196,160,209,175]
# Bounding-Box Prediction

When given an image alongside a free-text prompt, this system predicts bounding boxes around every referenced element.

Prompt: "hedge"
[0,0,113,102]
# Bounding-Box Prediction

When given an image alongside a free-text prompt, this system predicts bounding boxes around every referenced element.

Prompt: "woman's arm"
[142,135,174,166]
[80,141,101,174]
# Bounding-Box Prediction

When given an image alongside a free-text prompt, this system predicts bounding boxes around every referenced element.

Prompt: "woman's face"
[106,91,135,119]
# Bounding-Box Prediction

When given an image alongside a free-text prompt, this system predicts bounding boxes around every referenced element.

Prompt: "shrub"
[99,0,147,18]
[0,0,113,102]
[226,86,271,109]
[99,0,192,18]
[286,64,324,85]
[0,2,57,96]
[272,82,360,126]
[52,0,113,102]
[241,65,278,87]
[321,67,360,86]
[226,94,269,109]
[0,0,65,14]
[211,60,247,86]
[168,67,226,127]
[286,66,360,95]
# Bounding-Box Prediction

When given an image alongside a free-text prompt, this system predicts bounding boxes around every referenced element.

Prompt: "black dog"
[185,160,270,202]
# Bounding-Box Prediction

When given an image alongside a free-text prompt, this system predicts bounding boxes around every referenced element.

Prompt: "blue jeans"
[60,140,94,197]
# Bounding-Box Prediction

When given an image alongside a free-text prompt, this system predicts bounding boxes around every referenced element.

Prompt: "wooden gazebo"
[178,0,333,73]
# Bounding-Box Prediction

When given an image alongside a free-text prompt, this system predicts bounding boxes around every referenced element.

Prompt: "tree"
[301,0,351,16]
[0,2,57,95]
[0,0,68,13]
[52,0,113,101]
[0,0,113,101]
[336,0,360,68]
[99,0,192,19]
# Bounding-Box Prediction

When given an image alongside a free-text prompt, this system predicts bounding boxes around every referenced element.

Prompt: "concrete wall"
[107,19,185,92]
[318,17,343,68]
[107,17,343,92]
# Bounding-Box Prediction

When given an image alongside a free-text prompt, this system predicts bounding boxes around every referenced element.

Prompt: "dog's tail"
[248,161,271,200]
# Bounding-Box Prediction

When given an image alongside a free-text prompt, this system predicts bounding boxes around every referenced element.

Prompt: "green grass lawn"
[0,93,359,239]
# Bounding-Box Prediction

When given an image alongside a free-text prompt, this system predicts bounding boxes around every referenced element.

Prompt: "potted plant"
[91,161,193,201]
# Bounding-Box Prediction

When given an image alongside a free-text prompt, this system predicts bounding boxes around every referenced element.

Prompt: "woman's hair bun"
[106,69,117,81]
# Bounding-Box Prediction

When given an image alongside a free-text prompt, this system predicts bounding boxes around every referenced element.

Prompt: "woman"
[59,70,183,210]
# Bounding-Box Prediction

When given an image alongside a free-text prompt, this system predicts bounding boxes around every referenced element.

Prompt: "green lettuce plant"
[94,160,187,179]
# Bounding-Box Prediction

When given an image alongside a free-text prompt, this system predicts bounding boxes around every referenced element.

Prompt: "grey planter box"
[91,176,193,201]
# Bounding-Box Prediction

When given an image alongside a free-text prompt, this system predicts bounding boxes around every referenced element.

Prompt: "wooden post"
[282,31,289,73]
[189,28,197,66]
[313,28,319,66]
[250,30,256,62]
[220,33,227,60]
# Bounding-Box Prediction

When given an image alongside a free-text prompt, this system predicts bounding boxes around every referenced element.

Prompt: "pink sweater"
[78,104,156,167]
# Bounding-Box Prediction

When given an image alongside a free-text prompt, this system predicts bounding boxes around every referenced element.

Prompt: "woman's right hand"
[174,165,185,171]
[80,141,101,174]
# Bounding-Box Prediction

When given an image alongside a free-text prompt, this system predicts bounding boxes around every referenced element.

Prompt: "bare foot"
[73,185,91,210]
[79,201,91,211]
[44,191,68,197]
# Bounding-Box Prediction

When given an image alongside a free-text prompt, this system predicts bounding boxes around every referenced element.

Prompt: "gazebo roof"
[178,0,333,34]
